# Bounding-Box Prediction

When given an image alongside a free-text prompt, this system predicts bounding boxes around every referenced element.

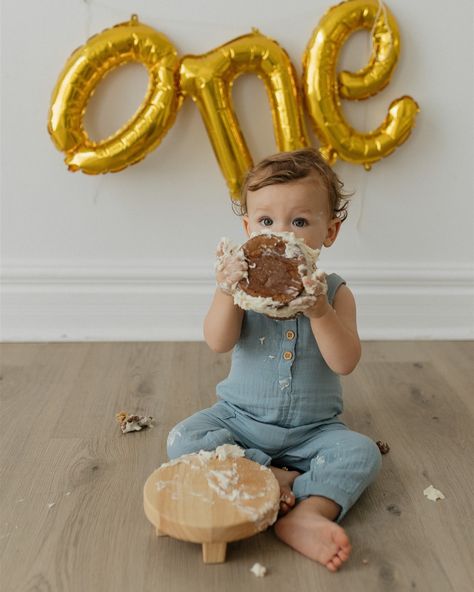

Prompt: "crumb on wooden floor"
[250,562,267,577]
[376,440,390,454]
[423,485,445,501]
[116,411,154,434]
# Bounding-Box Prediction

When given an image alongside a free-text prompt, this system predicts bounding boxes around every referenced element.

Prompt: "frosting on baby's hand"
[302,269,327,297]
[215,237,248,294]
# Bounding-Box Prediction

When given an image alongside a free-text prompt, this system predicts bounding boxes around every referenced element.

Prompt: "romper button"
[286,330,295,340]
[283,351,293,361]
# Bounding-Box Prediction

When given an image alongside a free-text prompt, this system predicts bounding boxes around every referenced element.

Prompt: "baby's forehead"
[248,174,330,208]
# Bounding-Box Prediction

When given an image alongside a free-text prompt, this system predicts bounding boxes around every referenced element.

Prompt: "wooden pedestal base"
[144,450,279,564]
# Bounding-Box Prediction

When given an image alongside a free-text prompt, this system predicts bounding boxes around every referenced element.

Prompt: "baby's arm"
[305,283,361,375]
[203,290,244,353]
[203,239,246,353]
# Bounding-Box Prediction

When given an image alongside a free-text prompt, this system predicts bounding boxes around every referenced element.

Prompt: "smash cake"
[231,231,325,319]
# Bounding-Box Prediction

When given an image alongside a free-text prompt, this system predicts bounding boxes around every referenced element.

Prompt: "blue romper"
[167,274,381,521]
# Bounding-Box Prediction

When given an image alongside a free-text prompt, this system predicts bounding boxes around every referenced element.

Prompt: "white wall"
[1,0,473,340]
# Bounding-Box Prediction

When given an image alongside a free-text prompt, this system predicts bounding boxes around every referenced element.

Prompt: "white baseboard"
[1,261,473,341]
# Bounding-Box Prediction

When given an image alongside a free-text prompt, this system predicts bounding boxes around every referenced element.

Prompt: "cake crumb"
[215,444,245,461]
[376,441,390,454]
[250,562,267,577]
[195,444,245,462]
[423,485,445,501]
[116,411,154,434]
[362,558,369,565]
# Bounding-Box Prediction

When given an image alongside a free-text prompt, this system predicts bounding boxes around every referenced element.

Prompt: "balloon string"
[355,164,369,232]
[369,0,393,52]
[92,175,105,205]
[83,0,93,39]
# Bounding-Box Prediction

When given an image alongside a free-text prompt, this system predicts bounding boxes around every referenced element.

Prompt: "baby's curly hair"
[234,148,351,222]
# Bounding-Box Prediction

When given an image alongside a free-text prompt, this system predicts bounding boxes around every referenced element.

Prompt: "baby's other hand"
[302,269,328,297]
[291,294,317,309]
[295,270,330,318]
[301,292,331,319]
[215,238,248,294]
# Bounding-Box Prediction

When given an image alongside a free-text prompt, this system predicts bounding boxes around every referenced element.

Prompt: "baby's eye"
[292,218,308,228]
[259,217,273,227]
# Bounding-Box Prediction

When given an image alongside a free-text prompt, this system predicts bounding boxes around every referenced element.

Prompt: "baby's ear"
[242,215,251,237]
[323,218,341,247]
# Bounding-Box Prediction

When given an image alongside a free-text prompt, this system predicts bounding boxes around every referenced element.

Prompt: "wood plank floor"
[1,341,473,592]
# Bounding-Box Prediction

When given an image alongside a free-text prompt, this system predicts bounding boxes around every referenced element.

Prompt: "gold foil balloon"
[303,0,419,169]
[179,30,309,200]
[48,4,419,192]
[48,15,181,174]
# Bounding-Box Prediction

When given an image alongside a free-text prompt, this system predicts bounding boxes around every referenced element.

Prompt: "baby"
[167,148,381,572]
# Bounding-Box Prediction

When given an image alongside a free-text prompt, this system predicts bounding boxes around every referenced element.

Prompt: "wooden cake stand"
[144,446,280,563]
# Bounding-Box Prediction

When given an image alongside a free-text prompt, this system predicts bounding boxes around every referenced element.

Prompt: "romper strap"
[326,273,346,305]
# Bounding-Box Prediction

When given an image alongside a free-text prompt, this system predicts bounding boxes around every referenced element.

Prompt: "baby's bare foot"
[274,498,352,571]
[269,466,300,515]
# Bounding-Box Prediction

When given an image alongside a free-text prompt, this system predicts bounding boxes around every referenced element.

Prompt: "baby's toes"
[278,490,295,515]
[326,556,342,572]
[337,547,351,561]
[333,528,351,551]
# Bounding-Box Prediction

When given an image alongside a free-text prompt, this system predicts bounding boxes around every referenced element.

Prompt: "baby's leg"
[167,405,235,459]
[274,496,351,571]
[291,428,382,521]
[168,404,297,513]
[166,402,271,466]
[274,427,381,570]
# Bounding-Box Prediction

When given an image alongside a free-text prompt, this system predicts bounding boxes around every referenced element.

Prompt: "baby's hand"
[290,293,317,309]
[215,238,248,294]
[291,269,329,318]
[302,269,328,297]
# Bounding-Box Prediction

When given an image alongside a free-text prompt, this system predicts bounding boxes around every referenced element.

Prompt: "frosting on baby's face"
[242,175,339,251]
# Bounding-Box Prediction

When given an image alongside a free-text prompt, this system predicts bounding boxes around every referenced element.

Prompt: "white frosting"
[215,443,246,460]
[232,231,323,318]
[423,485,445,501]
[155,445,278,525]
[250,563,267,577]
[215,237,248,292]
